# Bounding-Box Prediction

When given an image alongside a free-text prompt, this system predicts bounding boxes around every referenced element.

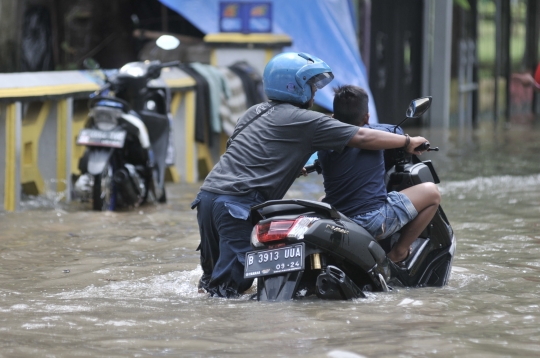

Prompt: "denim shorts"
[350,191,418,241]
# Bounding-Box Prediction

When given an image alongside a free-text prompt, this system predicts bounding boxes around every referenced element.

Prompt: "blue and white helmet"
[263,52,334,105]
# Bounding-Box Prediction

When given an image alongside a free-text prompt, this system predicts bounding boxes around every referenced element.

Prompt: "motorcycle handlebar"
[101,83,112,91]
[415,142,439,152]
[298,159,322,177]
[160,61,181,68]
[145,61,180,80]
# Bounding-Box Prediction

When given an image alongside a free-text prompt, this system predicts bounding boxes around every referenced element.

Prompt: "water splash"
[53,267,204,301]
[20,178,69,210]
[440,174,540,196]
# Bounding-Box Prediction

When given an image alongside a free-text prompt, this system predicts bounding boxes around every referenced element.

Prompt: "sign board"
[219,2,272,33]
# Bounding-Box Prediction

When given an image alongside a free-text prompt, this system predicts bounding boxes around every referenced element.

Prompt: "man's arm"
[511,62,540,91]
[511,73,540,90]
[347,127,428,155]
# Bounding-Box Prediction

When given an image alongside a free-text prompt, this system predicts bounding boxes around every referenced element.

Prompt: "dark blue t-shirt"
[318,123,402,217]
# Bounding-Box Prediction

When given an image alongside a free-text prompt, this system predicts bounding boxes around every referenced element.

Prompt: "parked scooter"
[245,97,456,301]
[74,36,180,211]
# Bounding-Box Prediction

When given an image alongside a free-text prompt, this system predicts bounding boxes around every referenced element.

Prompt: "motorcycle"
[244,96,456,301]
[74,36,181,211]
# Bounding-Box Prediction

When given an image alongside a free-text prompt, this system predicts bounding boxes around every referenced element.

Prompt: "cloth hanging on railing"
[190,62,231,134]
[179,64,211,144]
[228,61,266,108]
[218,67,248,137]
[179,61,268,144]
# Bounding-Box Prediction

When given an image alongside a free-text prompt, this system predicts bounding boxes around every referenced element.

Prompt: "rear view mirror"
[405,96,432,118]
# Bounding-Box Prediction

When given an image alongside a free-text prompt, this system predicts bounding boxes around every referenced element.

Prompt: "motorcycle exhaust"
[113,168,140,206]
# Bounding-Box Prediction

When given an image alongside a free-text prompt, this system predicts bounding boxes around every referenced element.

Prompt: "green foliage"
[454,0,471,10]
[477,0,529,77]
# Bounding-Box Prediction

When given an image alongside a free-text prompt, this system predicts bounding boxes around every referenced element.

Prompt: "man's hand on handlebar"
[299,160,322,177]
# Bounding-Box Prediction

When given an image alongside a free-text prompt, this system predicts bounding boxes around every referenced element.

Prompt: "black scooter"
[244,97,456,301]
[75,44,179,210]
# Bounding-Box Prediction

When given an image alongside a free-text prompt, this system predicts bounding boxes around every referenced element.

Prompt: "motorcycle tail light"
[90,107,121,131]
[251,216,319,247]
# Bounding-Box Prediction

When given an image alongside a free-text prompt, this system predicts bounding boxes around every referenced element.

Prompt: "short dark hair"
[332,85,369,126]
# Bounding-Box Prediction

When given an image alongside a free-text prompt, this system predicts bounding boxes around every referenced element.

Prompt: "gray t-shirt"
[200,102,358,200]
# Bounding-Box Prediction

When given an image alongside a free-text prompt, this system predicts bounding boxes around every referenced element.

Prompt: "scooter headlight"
[90,107,121,131]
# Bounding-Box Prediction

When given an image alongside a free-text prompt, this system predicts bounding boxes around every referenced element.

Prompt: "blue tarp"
[159,0,378,123]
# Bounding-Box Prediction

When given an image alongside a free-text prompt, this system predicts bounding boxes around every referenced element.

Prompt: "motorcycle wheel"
[92,162,115,211]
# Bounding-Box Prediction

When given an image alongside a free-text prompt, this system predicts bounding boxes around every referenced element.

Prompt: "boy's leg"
[387,182,441,263]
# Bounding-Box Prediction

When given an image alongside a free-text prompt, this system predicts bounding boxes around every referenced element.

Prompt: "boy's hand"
[407,136,429,155]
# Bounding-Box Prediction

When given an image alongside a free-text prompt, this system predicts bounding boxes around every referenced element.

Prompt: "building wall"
[0,0,23,72]
[0,0,139,73]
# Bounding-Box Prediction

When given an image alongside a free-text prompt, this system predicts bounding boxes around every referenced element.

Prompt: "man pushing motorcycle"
[191,52,431,298]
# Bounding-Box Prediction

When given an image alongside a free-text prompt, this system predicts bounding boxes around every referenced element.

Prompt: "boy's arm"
[347,127,428,155]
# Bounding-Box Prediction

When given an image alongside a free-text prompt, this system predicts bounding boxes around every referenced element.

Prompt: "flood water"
[1,121,540,357]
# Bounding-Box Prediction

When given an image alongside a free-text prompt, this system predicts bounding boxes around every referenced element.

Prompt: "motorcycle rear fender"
[86,148,114,176]
[121,113,151,149]
[257,271,304,301]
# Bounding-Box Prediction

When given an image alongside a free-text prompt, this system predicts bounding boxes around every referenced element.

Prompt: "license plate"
[77,129,126,148]
[244,243,305,279]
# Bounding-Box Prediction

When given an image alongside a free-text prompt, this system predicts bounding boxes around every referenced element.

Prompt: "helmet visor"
[307,72,334,89]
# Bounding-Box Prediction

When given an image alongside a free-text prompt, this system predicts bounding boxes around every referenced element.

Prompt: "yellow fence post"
[71,99,90,176]
[57,98,72,200]
[20,101,50,195]
[4,102,21,212]
[185,90,196,183]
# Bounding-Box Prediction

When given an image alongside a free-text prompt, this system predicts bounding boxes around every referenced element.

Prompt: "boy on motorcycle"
[318,85,441,265]
[191,53,431,298]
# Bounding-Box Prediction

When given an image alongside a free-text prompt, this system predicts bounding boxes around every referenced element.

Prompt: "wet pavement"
[1,121,540,357]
